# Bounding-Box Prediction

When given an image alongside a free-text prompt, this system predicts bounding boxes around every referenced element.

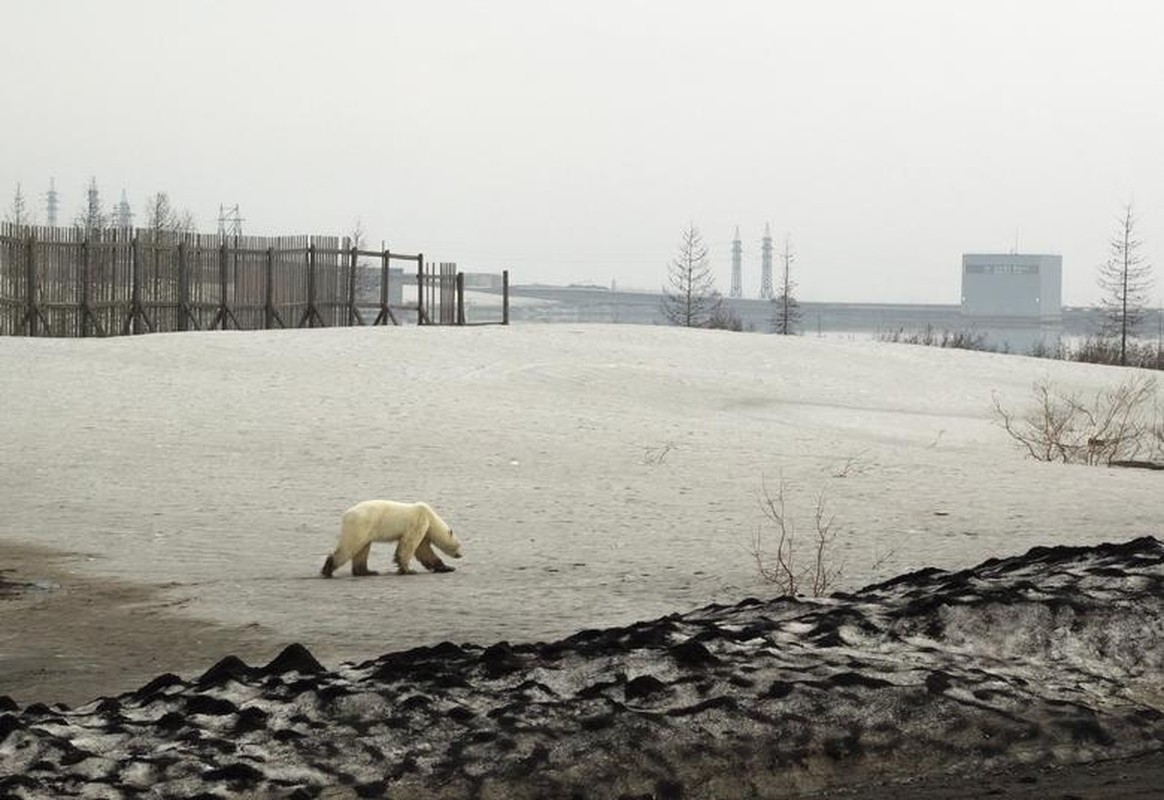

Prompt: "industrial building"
[960,253,1063,352]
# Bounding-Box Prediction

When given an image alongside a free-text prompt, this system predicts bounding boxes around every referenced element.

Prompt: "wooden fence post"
[122,236,155,336]
[264,247,274,330]
[456,272,465,325]
[373,249,399,326]
[78,238,105,337]
[348,244,362,325]
[442,263,454,324]
[131,236,142,334]
[210,239,239,330]
[219,240,228,328]
[24,235,40,336]
[502,269,510,325]
[210,240,225,330]
[307,243,315,327]
[177,240,187,332]
[376,249,389,325]
[80,239,90,337]
[177,240,191,331]
[378,249,389,324]
[299,242,324,328]
[416,254,425,325]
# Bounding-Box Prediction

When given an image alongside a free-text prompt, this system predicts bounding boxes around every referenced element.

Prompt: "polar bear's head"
[430,522,463,559]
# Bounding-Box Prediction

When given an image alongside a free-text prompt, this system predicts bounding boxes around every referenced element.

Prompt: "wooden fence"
[0,223,509,337]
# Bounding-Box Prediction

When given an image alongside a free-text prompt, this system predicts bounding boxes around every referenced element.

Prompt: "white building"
[960,253,1062,352]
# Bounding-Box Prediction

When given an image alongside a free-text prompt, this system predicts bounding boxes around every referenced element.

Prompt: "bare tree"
[144,192,195,239]
[145,192,174,237]
[347,217,371,267]
[662,222,722,328]
[770,234,801,335]
[5,182,32,227]
[349,218,366,251]
[73,177,108,233]
[1098,203,1154,366]
[347,217,379,302]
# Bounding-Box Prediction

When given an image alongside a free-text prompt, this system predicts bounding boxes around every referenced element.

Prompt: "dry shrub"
[878,325,992,352]
[992,376,1163,466]
[750,478,842,596]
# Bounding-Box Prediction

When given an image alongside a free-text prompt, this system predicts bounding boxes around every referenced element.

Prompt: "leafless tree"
[662,222,722,328]
[347,217,373,268]
[349,218,366,251]
[1098,203,1154,366]
[73,177,108,233]
[750,477,842,596]
[144,192,196,240]
[5,182,32,227]
[5,183,30,227]
[770,235,800,335]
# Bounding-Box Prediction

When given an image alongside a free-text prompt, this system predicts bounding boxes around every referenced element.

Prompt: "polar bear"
[320,500,463,578]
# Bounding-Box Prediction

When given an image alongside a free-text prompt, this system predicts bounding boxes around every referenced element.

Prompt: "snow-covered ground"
[3,537,1161,798]
[1,324,1160,673]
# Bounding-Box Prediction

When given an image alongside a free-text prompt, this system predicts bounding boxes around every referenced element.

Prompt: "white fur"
[322,500,462,577]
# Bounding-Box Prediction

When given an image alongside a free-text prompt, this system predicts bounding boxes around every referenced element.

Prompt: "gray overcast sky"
[3,0,1162,305]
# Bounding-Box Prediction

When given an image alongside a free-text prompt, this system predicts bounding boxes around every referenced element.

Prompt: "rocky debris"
[1,537,1162,799]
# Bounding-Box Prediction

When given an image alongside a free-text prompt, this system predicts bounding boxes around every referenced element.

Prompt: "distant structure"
[960,253,1062,351]
[759,223,774,299]
[83,177,103,231]
[730,226,742,298]
[45,178,60,227]
[114,189,133,229]
[218,204,244,239]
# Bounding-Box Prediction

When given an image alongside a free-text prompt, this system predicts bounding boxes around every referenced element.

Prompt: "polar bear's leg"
[394,540,418,574]
[322,542,354,578]
[394,518,428,575]
[321,516,366,578]
[351,542,379,577]
[415,540,455,573]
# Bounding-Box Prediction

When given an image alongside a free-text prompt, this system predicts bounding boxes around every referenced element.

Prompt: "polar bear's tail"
[321,555,337,578]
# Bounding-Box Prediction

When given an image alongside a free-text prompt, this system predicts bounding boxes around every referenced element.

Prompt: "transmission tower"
[114,189,133,229]
[729,226,742,298]
[78,177,107,232]
[759,222,774,299]
[45,178,60,227]
[217,204,244,239]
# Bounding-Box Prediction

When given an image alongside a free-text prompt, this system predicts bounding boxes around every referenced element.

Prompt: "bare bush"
[992,376,1163,466]
[831,452,868,479]
[877,325,992,352]
[1068,335,1163,371]
[706,303,743,332]
[750,478,843,596]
